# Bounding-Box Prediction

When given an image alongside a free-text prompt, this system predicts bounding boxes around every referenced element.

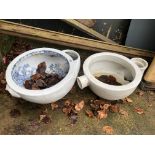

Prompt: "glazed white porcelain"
[131,57,148,75]
[6,48,80,104]
[77,52,148,100]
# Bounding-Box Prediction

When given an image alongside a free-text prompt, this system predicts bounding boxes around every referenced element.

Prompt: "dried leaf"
[100,103,111,111]
[62,107,72,115]
[119,109,128,117]
[134,107,144,115]
[24,80,33,89]
[125,97,133,103]
[136,91,144,96]
[103,104,111,110]
[64,99,72,106]
[62,107,68,114]
[75,100,85,112]
[24,62,62,90]
[39,114,51,124]
[102,125,114,134]
[97,110,107,119]
[51,102,59,110]
[9,39,32,55]
[31,73,42,81]
[37,62,46,74]
[39,114,46,121]
[110,104,120,113]
[31,83,40,90]
[85,110,94,118]
[62,99,80,124]
[96,75,121,86]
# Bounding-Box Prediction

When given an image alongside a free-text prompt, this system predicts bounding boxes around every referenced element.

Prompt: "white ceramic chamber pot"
[6,48,80,104]
[77,52,148,100]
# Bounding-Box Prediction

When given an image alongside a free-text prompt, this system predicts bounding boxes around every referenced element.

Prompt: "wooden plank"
[0,20,154,58]
[76,19,96,28]
[144,57,155,82]
[62,19,115,43]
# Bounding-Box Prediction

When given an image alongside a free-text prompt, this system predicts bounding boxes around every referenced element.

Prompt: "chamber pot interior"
[88,56,136,85]
[11,51,70,87]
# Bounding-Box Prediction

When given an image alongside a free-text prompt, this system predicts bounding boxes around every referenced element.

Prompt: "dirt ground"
[0,37,155,135]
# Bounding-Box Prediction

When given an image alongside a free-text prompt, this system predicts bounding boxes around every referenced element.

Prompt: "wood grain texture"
[62,19,115,43]
[76,19,96,28]
[0,20,154,58]
[144,57,155,82]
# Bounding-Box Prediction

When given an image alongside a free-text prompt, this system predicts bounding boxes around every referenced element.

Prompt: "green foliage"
[0,34,15,69]
[0,34,15,55]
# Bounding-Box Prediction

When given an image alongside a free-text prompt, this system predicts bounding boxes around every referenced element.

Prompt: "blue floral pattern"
[12,64,36,86]
[11,50,69,87]
[49,64,67,77]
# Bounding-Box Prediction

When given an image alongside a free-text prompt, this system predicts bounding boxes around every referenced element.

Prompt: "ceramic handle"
[77,75,89,89]
[62,49,80,61]
[62,49,80,76]
[6,84,21,98]
[131,58,148,75]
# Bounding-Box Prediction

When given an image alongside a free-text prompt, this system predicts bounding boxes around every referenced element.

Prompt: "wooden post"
[144,57,155,83]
